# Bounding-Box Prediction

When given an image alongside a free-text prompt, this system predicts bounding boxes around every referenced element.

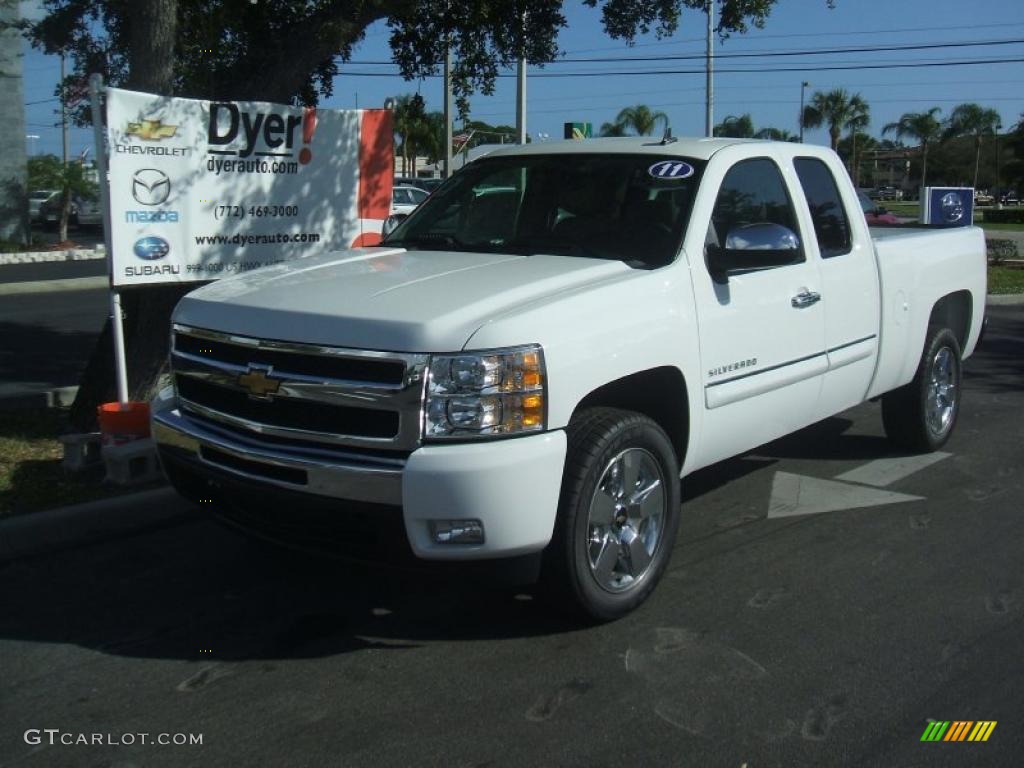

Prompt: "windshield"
[384,153,704,270]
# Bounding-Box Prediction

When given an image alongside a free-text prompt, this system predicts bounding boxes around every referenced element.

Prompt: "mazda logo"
[131,168,170,206]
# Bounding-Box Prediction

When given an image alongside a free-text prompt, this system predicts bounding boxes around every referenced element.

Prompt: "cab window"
[794,157,852,258]
[708,158,803,265]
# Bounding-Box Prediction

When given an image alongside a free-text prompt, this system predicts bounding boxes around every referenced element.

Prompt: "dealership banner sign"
[106,88,392,287]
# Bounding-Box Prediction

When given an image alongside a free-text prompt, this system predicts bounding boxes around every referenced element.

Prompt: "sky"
[17,0,1024,160]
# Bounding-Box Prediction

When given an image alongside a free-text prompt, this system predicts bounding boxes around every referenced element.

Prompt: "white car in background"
[392,184,429,216]
[29,190,58,222]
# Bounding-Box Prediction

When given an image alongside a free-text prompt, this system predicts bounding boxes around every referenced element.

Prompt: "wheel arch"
[569,366,690,467]
[928,290,972,350]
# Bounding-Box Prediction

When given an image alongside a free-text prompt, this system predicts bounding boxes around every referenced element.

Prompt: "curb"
[0,486,199,563]
[0,275,108,295]
[0,385,78,412]
[986,294,1024,306]
[0,248,106,266]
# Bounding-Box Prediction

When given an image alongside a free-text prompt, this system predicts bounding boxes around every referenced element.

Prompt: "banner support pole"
[88,74,129,405]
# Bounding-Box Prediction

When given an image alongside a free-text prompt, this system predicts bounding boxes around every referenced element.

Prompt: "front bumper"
[152,397,567,561]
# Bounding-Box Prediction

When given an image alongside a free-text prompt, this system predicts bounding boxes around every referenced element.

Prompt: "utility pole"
[799,81,809,143]
[60,53,69,166]
[444,47,453,178]
[516,57,527,144]
[705,0,714,137]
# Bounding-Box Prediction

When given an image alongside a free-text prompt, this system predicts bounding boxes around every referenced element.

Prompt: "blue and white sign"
[920,187,975,227]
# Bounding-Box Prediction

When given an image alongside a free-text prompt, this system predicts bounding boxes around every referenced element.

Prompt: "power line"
[337,56,1024,78]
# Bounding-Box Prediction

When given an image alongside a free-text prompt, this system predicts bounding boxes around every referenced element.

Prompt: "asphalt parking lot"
[1,306,1022,767]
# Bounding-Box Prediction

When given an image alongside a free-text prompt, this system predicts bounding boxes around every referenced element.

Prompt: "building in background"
[0,1,28,244]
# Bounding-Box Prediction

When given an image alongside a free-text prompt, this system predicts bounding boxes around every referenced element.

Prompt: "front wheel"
[882,327,963,452]
[542,408,681,621]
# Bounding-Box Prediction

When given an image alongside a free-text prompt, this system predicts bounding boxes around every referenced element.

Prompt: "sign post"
[88,74,129,405]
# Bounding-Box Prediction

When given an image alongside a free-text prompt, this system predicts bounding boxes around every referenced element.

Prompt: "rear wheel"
[882,327,962,452]
[542,408,680,621]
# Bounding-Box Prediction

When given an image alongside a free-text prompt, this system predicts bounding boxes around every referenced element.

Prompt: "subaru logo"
[131,168,171,205]
[133,236,170,261]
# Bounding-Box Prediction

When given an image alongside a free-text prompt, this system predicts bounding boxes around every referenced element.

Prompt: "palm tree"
[883,107,943,189]
[801,89,870,152]
[716,114,756,138]
[944,103,1002,188]
[393,94,427,175]
[614,105,669,136]
[599,121,627,137]
[753,126,798,142]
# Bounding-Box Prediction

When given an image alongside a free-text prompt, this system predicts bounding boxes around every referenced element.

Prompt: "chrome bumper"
[153,406,403,505]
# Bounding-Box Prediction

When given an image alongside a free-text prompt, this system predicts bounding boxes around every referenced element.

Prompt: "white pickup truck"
[152,137,986,619]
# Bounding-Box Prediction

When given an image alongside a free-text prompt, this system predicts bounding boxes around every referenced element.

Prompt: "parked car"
[28,190,58,223]
[395,176,444,193]
[974,190,994,206]
[38,193,79,227]
[998,189,1019,206]
[392,184,429,215]
[154,138,986,620]
[858,190,901,225]
[872,185,904,201]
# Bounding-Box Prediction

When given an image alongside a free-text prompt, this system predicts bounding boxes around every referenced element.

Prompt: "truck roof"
[480,136,804,162]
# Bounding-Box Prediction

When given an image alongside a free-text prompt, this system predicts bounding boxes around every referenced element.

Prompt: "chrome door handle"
[791,290,821,308]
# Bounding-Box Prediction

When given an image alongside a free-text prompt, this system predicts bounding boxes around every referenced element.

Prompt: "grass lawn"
[0,408,160,517]
[979,221,1024,232]
[988,265,1024,295]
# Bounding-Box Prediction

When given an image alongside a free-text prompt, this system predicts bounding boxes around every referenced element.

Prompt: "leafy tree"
[393,94,427,175]
[801,89,869,152]
[26,154,96,241]
[21,0,807,429]
[943,103,1002,189]
[1004,114,1024,191]
[715,114,755,138]
[614,104,669,136]
[883,107,943,189]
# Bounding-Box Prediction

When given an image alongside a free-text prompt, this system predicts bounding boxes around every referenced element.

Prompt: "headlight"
[424,345,546,439]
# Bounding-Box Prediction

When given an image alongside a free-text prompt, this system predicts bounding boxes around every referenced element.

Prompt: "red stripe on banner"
[355,109,394,247]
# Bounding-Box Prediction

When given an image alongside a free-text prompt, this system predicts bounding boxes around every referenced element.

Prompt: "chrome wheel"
[925,346,957,437]
[586,447,666,593]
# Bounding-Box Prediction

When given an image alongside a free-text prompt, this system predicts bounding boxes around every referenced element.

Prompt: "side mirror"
[707,222,801,282]
[381,213,408,238]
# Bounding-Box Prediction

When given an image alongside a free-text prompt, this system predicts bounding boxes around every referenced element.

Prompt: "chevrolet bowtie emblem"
[237,366,281,399]
[126,119,178,141]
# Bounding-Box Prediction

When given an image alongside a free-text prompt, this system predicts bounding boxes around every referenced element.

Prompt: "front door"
[691,156,826,467]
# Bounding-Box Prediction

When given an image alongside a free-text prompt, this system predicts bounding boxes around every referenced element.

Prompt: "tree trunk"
[69,0,182,431]
[59,188,70,242]
[921,143,928,190]
[830,125,840,151]
[973,136,982,189]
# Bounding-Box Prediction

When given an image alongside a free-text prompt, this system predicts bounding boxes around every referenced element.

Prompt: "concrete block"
[60,432,104,474]
[102,438,163,486]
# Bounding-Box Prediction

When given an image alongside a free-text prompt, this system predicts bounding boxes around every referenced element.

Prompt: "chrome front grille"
[171,324,428,453]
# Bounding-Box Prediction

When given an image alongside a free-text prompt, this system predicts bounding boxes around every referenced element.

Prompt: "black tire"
[541,408,681,621]
[881,327,962,452]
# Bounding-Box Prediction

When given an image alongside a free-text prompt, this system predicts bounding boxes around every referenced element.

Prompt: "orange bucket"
[97,401,151,446]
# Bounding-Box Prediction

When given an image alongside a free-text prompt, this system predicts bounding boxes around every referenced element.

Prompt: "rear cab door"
[791,153,882,420]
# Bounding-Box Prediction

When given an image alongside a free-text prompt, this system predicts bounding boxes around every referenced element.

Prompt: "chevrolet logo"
[126,119,178,141]
[237,366,281,400]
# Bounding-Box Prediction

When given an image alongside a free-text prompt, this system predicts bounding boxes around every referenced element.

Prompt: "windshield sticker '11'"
[648,160,694,180]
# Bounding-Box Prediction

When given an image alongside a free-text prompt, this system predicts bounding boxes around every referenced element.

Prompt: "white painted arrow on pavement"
[767,472,923,519]
[766,453,952,519]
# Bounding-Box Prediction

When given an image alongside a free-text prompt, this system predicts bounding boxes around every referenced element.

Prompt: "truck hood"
[174,247,627,351]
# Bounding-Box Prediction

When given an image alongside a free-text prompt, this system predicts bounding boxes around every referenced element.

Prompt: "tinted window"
[794,158,852,258]
[709,158,802,265]
[386,154,705,269]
